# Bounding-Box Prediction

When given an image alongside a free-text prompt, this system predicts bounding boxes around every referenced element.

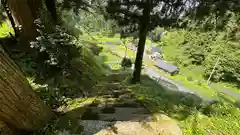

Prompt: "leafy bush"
[180,31,215,65]
[61,10,119,37]
[17,21,104,109]
[204,40,240,84]
[148,26,164,42]
[30,22,81,82]
[159,30,186,65]
[121,57,132,69]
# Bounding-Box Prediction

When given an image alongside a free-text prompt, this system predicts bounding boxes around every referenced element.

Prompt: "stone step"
[81,109,150,121]
[118,93,135,99]
[115,107,150,114]
[97,114,149,121]
[88,107,150,114]
[100,89,132,95]
[101,93,134,99]
[113,101,145,108]
[89,99,145,108]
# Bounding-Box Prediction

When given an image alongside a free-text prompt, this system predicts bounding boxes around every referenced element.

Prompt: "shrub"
[148,27,164,42]
[121,57,133,69]
[204,40,240,84]
[22,21,104,108]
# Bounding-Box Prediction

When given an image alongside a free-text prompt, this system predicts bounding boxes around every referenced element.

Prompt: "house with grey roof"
[154,59,179,76]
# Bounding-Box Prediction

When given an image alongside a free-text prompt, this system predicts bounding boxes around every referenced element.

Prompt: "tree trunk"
[0,46,52,131]
[6,0,42,42]
[131,0,151,84]
[45,0,58,23]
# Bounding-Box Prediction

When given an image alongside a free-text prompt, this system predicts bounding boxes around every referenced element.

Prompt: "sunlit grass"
[0,22,14,38]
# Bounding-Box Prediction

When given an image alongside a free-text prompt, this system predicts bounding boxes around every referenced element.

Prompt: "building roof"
[154,60,178,73]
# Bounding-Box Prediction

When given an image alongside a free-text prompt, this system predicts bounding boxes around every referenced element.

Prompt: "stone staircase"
[79,76,182,135]
[79,88,153,135]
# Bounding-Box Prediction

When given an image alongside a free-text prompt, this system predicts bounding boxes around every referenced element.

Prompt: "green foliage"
[148,27,164,42]
[9,20,104,109]
[121,57,132,69]
[159,28,240,85]
[157,10,240,91]
[58,0,94,13]
[60,7,118,37]
[131,75,202,114]
[124,74,240,135]
[183,98,240,135]
[30,23,81,81]
[159,30,186,66]
[180,31,215,65]
[204,41,240,84]
[182,2,240,31]
[0,22,13,38]
[105,0,190,38]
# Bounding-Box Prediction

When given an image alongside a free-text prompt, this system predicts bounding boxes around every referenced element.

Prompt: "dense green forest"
[0,0,240,135]
[159,11,240,86]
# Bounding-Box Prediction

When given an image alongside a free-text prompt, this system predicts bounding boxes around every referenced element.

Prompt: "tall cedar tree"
[0,0,58,44]
[106,0,192,83]
[106,0,240,83]
[0,0,96,132]
[6,0,43,43]
[0,46,52,132]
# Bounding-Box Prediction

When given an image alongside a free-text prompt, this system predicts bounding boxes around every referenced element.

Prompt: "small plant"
[121,57,133,69]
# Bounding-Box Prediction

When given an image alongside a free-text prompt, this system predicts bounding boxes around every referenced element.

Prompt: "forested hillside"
[159,10,240,87]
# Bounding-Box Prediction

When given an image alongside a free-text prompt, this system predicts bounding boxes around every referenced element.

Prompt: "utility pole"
[207,56,220,85]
